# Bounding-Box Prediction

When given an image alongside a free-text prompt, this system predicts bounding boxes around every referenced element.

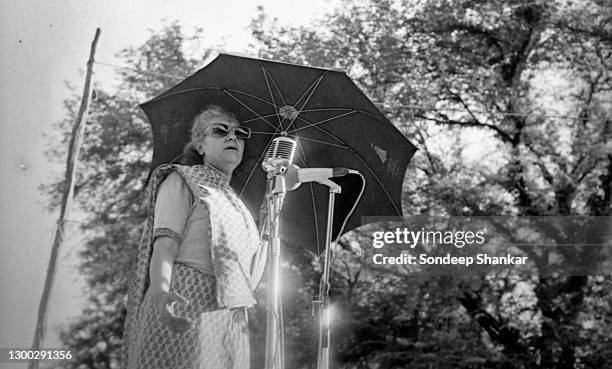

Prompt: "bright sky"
[0,0,332,360]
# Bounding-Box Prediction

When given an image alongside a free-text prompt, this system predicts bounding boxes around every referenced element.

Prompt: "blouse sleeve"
[153,171,193,245]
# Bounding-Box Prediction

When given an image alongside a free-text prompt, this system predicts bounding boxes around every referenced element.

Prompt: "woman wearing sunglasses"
[123,105,267,369]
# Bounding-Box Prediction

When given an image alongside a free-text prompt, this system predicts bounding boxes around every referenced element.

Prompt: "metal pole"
[29,28,101,369]
[316,182,341,369]
[264,175,286,369]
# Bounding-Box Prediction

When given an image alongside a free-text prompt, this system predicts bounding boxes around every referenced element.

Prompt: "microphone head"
[262,136,297,173]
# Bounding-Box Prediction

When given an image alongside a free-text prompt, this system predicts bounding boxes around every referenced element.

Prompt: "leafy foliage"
[248,1,612,368]
[48,22,210,369]
[45,3,612,369]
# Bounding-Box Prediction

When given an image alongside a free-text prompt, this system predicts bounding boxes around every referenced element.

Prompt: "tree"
[46,22,324,369]
[45,22,209,368]
[45,2,612,367]
[249,1,612,368]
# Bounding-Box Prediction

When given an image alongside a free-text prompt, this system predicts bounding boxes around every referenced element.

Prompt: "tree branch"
[426,112,514,143]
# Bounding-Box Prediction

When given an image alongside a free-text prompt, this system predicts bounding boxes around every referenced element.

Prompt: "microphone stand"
[312,179,341,369]
[262,162,343,369]
[264,164,288,369]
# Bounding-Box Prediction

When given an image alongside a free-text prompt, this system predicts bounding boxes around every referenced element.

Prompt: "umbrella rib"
[236,148,266,199]
[222,89,279,131]
[290,111,357,134]
[291,108,365,146]
[262,67,284,128]
[291,126,400,217]
[263,67,288,106]
[350,149,403,216]
[293,72,328,108]
[251,131,283,136]
[299,107,388,122]
[294,117,345,145]
[243,113,279,124]
[292,135,350,149]
[291,107,390,145]
[295,113,403,218]
[146,87,222,102]
[286,75,326,132]
[292,129,322,255]
[224,88,276,107]
[293,75,323,110]
[236,124,285,198]
[298,108,354,113]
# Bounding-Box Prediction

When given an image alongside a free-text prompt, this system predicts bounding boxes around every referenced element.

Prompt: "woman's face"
[195,112,245,173]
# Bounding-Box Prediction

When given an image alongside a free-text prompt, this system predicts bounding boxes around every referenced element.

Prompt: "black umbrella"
[141,53,417,255]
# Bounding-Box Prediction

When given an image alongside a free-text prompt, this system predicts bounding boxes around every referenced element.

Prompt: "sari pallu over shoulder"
[121,163,261,367]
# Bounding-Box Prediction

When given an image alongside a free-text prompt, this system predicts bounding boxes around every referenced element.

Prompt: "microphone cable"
[333,170,366,247]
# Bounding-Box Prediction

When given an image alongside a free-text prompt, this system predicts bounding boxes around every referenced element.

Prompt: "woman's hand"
[154,290,194,333]
[149,235,192,333]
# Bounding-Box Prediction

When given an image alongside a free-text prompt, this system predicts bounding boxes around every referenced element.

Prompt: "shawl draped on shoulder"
[122,163,261,366]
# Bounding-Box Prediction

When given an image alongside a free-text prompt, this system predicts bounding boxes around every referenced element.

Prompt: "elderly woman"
[122,105,267,369]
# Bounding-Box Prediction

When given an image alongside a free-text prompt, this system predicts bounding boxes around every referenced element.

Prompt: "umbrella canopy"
[141,53,417,254]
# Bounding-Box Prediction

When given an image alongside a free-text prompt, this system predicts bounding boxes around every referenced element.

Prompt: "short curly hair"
[190,105,239,144]
[179,105,239,165]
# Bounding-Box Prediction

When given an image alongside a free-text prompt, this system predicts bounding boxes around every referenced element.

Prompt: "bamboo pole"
[28,28,101,369]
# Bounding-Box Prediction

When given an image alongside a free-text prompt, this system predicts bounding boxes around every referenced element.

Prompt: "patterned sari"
[122,164,262,369]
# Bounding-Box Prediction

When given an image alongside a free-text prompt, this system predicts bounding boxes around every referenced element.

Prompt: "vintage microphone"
[262,137,362,369]
[262,137,296,173]
[262,137,297,195]
[262,136,296,369]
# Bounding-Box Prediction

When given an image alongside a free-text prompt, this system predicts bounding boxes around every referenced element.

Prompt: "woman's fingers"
[155,291,194,333]
[168,291,189,307]
[162,314,193,333]
[160,304,193,332]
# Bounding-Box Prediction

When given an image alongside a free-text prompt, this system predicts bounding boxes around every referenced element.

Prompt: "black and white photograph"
[1,1,611,368]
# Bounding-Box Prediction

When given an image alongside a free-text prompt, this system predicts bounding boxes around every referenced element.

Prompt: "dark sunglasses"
[205,123,251,140]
